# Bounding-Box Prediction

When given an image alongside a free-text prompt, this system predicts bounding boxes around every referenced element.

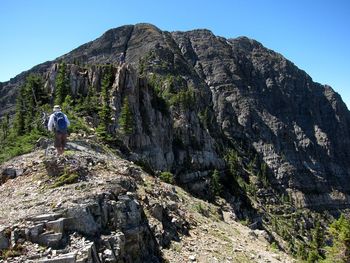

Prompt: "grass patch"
[0,244,25,260]
[169,241,182,253]
[63,150,75,156]
[232,253,254,263]
[52,172,79,188]
[75,183,88,191]
[194,202,209,217]
[239,218,251,226]
[270,241,279,251]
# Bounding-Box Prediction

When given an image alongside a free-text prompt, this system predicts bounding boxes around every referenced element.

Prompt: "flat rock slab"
[37,232,63,248]
[28,213,63,222]
[45,218,66,233]
[37,253,76,263]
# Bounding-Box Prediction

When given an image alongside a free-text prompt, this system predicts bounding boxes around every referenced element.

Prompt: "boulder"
[0,228,10,249]
[65,206,99,236]
[25,223,44,240]
[1,167,18,183]
[37,232,63,248]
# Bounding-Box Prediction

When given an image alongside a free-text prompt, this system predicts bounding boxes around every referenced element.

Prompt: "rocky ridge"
[0,135,294,262]
[0,137,161,262]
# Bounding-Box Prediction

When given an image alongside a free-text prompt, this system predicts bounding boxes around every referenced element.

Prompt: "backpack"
[54,112,67,133]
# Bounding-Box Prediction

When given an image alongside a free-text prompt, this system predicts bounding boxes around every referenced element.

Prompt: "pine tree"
[55,62,70,105]
[0,114,10,140]
[83,86,99,114]
[14,85,26,135]
[307,220,325,262]
[323,214,350,262]
[24,74,47,132]
[14,74,48,135]
[225,149,239,178]
[97,66,113,138]
[62,95,74,112]
[210,169,222,196]
[118,96,134,135]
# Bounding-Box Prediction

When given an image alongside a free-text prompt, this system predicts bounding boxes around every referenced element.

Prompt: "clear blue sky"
[1,0,349,106]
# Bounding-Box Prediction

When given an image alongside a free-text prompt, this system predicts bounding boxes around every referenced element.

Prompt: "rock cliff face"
[1,23,350,212]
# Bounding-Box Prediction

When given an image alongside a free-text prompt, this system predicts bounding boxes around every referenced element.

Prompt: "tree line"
[0,62,135,162]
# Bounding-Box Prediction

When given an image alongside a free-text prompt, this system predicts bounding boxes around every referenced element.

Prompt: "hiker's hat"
[53,105,61,112]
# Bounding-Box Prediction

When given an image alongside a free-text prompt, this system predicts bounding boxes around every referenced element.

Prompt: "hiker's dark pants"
[54,132,67,148]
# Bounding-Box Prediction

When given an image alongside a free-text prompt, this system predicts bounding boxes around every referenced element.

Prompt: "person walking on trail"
[48,105,70,155]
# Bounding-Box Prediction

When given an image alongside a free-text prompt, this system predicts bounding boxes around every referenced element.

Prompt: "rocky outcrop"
[0,139,162,262]
[0,135,296,262]
[1,23,350,211]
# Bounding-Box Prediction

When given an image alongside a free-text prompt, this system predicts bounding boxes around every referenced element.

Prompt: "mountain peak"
[229,36,264,50]
[0,23,349,262]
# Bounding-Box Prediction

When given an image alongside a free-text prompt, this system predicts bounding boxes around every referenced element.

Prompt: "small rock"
[150,203,164,221]
[254,229,272,243]
[167,201,178,211]
[189,255,196,261]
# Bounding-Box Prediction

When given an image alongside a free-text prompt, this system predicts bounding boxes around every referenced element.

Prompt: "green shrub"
[159,171,174,184]
[168,88,196,110]
[0,129,46,164]
[307,250,322,263]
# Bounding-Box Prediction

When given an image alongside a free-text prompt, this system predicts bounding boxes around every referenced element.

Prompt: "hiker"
[48,105,70,155]
[119,52,126,65]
